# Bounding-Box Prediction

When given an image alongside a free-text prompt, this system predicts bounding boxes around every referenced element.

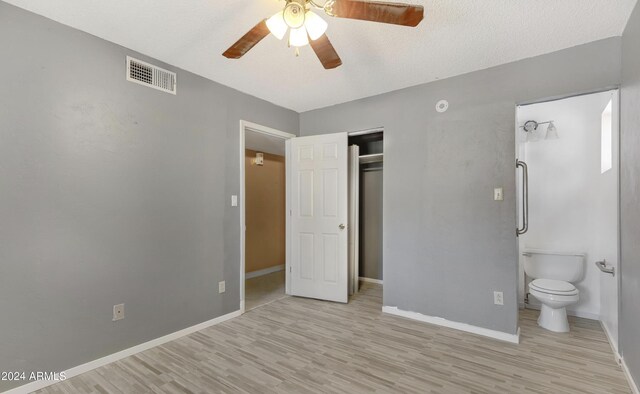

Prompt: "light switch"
[494,188,504,201]
[231,195,238,207]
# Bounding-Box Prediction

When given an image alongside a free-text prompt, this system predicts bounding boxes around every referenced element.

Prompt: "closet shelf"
[359,153,383,164]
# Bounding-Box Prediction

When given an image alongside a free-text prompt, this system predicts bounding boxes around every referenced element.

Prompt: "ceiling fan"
[222,0,424,69]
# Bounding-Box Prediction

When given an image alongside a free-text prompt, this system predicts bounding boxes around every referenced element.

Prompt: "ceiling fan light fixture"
[289,26,309,47]
[283,1,306,29]
[266,11,288,40]
[222,0,424,68]
[304,11,328,41]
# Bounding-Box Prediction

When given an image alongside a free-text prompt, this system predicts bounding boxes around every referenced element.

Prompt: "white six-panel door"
[289,133,348,303]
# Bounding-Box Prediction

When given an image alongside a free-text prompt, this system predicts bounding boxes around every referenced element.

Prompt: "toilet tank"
[522,250,585,283]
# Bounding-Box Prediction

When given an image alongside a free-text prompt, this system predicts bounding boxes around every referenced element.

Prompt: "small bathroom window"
[601,99,613,174]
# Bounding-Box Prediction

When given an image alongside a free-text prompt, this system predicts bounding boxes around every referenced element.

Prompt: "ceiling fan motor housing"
[283,0,307,28]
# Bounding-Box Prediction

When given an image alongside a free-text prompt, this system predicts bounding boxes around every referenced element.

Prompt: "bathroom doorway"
[515,90,620,342]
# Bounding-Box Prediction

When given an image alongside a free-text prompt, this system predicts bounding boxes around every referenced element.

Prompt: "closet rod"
[362,167,383,172]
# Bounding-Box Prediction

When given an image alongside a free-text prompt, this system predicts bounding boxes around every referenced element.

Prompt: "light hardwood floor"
[36,283,630,394]
[244,270,286,311]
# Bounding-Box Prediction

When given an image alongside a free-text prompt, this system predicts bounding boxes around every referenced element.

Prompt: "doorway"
[515,90,620,344]
[241,124,385,308]
[240,121,295,313]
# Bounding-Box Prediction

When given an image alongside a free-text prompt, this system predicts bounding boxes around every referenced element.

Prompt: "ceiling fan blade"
[309,34,342,69]
[222,19,270,59]
[329,0,424,27]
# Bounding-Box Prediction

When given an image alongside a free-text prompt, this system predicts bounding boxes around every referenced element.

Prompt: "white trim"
[600,320,620,361]
[3,310,241,394]
[349,145,360,295]
[239,120,295,315]
[598,321,638,394]
[285,139,292,296]
[245,264,285,279]
[622,357,640,394]
[242,120,296,140]
[382,306,520,344]
[359,277,383,285]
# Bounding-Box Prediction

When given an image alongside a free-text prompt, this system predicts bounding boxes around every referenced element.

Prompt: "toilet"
[523,250,585,333]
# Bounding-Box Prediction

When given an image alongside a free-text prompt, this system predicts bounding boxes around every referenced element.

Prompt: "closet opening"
[348,130,384,295]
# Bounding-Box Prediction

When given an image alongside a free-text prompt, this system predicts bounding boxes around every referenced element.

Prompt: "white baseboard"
[245,264,284,279]
[599,320,620,362]
[3,310,241,394]
[597,323,638,394]
[622,357,640,394]
[382,306,520,344]
[524,304,600,321]
[567,309,600,320]
[359,277,383,285]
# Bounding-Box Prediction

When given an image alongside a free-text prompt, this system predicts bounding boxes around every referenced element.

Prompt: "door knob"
[339,224,346,230]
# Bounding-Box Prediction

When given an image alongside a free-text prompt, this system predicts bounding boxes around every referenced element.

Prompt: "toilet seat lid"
[530,279,578,295]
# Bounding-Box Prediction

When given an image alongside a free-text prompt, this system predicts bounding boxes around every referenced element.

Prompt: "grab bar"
[516,160,529,236]
[595,260,615,276]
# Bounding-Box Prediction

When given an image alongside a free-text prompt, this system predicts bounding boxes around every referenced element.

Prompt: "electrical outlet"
[113,304,125,321]
[493,291,504,306]
[218,281,226,294]
[494,187,504,201]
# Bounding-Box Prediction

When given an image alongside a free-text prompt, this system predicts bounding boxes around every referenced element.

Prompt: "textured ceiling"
[3,0,636,112]
[245,131,286,156]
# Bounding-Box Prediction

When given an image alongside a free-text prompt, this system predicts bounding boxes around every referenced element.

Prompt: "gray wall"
[300,38,622,335]
[1,0,636,390]
[0,2,298,391]
[620,1,640,388]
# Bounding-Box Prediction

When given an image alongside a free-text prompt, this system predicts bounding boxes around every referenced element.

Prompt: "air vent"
[126,56,176,95]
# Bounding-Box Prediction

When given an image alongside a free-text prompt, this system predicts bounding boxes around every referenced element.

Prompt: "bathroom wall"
[597,92,621,350]
[244,150,286,274]
[517,91,619,320]
[620,0,640,389]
